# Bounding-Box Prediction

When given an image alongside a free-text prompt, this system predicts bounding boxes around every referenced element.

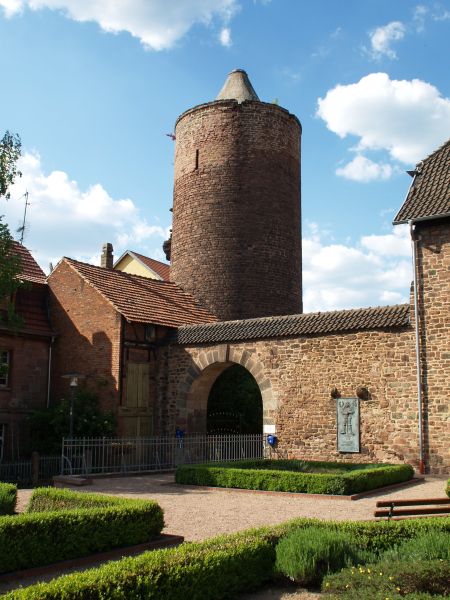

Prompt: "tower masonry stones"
[170,69,302,321]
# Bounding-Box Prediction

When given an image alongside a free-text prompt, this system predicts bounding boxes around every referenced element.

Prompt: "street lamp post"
[61,373,85,439]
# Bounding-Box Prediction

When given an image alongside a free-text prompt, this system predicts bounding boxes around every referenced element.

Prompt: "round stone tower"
[170,69,302,321]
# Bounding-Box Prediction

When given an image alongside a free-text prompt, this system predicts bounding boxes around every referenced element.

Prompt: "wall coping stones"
[174,304,410,345]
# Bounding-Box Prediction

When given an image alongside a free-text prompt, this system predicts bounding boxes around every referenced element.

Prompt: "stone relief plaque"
[337,397,360,453]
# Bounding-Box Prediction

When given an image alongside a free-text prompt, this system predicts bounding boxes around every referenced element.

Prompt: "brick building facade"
[0,243,53,460]
[48,257,215,437]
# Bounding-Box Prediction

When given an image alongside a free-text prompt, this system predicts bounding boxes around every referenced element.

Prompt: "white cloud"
[316,73,450,164]
[361,226,411,257]
[0,0,239,50]
[413,4,428,31]
[369,21,405,59]
[2,152,169,270]
[336,155,395,182]
[303,223,412,312]
[219,26,232,47]
[433,9,450,21]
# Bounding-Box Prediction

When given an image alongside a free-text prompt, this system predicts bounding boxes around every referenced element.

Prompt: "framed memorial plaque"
[337,397,360,453]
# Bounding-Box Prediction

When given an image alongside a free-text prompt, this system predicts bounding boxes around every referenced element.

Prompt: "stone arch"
[177,344,277,433]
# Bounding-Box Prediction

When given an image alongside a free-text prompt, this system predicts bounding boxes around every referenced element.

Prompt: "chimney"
[101,243,114,269]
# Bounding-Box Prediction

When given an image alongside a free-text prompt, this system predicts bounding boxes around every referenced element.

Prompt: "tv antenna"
[16,190,30,245]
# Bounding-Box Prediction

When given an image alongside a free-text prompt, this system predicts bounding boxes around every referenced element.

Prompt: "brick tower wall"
[170,99,302,321]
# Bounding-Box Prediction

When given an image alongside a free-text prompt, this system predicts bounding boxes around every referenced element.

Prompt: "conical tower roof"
[216,69,259,103]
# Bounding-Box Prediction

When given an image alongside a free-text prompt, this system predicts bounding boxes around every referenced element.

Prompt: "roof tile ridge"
[178,303,410,331]
[69,256,173,286]
[131,250,169,269]
[417,137,450,167]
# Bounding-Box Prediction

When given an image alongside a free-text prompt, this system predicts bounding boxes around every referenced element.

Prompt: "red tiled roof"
[394,139,450,224]
[11,241,47,284]
[129,251,170,281]
[61,258,217,328]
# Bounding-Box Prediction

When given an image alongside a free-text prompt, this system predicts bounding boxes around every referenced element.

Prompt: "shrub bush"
[4,516,449,599]
[275,526,374,585]
[4,533,275,599]
[175,461,414,495]
[0,482,17,515]
[0,488,164,573]
[381,531,450,561]
[446,478,450,497]
[323,558,450,599]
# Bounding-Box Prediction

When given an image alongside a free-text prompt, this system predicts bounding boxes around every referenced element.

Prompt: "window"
[0,351,10,387]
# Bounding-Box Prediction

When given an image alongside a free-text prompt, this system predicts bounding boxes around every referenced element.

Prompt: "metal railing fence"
[61,434,266,476]
[0,455,61,486]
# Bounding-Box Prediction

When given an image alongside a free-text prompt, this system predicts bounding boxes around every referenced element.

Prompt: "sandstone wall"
[415,219,449,473]
[161,324,443,471]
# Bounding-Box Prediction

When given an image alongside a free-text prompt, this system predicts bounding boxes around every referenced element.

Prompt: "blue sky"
[1,0,449,312]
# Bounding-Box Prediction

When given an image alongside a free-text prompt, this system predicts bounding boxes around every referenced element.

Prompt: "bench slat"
[376,497,450,508]
[375,507,450,517]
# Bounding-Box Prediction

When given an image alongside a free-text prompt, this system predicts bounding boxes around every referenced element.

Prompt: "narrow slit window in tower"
[195,149,199,170]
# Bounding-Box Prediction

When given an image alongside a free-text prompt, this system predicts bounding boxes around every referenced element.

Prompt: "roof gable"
[114,250,170,281]
[57,258,216,328]
[10,241,47,284]
[394,139,450,224]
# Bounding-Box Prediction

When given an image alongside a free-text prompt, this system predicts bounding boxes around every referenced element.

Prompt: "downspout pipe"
[46,336,55,408]
[409,220,425,474]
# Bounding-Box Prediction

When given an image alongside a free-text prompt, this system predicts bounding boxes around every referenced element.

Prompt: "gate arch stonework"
[178,345,277,433]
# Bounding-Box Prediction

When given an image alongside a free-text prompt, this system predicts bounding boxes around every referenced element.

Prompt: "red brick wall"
[48,261,122,414]
[0,333,50,459]
[415,219,450,474]
[170,100,302,320]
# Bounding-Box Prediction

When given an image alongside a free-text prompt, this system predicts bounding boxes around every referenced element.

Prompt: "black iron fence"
[0,454,61,486]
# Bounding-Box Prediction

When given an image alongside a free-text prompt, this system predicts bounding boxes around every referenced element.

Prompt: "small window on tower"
[195,149,199,170]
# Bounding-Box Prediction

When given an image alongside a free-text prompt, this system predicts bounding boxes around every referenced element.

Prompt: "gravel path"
[9,475,447,598]
[17,474,445,541]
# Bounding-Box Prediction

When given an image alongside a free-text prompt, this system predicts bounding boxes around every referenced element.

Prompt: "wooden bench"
[375,497,450,520]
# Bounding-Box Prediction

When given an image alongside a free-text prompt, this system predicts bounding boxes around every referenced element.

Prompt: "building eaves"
[175,304,410,345]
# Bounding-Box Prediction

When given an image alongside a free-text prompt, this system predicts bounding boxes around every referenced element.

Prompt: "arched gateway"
[177,346,277,434]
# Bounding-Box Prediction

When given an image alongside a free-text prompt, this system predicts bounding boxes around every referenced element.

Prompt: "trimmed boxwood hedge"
[4,516,449,599]
[0,482,17,515]
[323,558,450,599]
[175,460,414,495]
[0,487,164,573]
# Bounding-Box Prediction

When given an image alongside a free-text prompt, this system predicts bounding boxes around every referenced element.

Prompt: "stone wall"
[161,323,441,470]
[170,100,302,320]
[415,219,449,474]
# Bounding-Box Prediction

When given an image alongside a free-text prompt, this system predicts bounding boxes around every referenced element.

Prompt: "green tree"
[0,131,23,329]
[0,131,22,199]
[28,389,116,454]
